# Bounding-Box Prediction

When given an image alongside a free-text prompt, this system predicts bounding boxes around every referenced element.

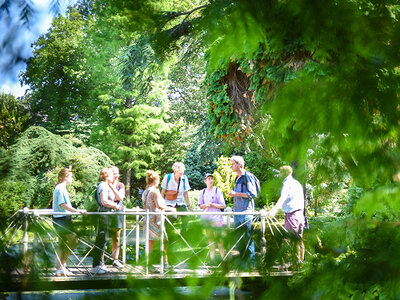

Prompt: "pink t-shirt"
[198,187,225,225]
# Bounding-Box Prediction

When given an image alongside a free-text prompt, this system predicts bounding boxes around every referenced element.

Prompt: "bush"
[213,156,236,207]
[0,180,27,219]
[0,126,113,210]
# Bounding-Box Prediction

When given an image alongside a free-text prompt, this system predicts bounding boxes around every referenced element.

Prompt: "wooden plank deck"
[2,264,292,292]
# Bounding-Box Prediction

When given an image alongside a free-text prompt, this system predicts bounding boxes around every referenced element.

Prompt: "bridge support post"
[122,213,127,264]
[225,207,232,228]
[136,212,140,263]
[145,211,149,275]
[160,211,165,274]
[23,207,29,255]
[260,209,267,254]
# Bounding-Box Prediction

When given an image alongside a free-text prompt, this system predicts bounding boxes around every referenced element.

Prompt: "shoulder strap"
[166,173,172,188]
[95,183,101,206]
[202,187,218,198]
[182,175,186,190]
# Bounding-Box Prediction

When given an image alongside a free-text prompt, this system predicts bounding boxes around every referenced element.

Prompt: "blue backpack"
[166,173,187,190]
[240,171,261,197]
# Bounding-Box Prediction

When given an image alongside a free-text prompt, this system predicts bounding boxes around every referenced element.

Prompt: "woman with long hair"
[92,168,121,274]
[142,170,176,260]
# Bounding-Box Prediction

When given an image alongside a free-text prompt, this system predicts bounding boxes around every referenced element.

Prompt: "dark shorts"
[53,216,74,237]
[284,210,305,239]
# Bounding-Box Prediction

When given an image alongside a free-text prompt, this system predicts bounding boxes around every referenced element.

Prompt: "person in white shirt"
[160,162,192,238]
[269,165,305,262]
[161,162,191,210]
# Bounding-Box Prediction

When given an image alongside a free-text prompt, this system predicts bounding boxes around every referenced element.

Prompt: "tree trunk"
[125,167,131,200]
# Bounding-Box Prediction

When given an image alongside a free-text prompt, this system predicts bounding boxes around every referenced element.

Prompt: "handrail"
[16,207,274,275]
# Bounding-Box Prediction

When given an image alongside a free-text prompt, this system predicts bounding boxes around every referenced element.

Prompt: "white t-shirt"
[281,175,304,213]
[161,174,191,206]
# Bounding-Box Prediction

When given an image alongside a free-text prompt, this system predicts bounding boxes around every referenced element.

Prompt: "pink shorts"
[284,209,305,239]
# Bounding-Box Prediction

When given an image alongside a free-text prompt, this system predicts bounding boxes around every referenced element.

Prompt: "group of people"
[52,166,126,276]
[52,156,306,276]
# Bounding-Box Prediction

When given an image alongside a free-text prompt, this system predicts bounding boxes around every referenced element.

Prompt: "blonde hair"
[146,170,160,185]
[57,168,72,184]
[98,168,111,182]
[280,165,293,177]
[172,162,185,172]
[109,166,119,174]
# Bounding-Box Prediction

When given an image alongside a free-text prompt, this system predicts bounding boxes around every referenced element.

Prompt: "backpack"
[201,187,221,210]
[84,184,100,212]
[166,173,187,190]
[241,171,261,197]
[201,187,219,198]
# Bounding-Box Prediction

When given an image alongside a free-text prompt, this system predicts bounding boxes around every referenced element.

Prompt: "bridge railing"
[3,208,287,276]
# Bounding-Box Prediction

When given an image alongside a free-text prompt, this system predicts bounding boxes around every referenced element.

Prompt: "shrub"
[0,180,27,219]
[213,156,236,207]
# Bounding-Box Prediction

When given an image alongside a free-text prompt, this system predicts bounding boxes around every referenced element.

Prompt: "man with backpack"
[160,162,191,239]
[228,155,259,265]
[160,162,191,210]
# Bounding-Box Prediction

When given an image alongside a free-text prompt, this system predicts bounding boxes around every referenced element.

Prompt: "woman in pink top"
[198,173,226,263]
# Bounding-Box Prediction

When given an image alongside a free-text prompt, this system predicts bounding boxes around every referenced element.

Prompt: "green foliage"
[155,120,193,177]
[0,126,75,180]
[353,184,400,221]
[262,215,400,299]
[213,156,236,206]
[0,180,26,219]
[184,142,217,190]
[0,92,29,149]
[120,36,161,96]
[4,0,400,297]
[98,105,170,179]
[0,126,113,211]
[168,53,208,126]
[205,68,241,141]
[21,8,95,130]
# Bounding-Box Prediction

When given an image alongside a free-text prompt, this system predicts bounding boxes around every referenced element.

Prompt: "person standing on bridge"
[161,162,192,238]
[228,156,257,265]
[52,168,87,277]
[268,165,305,263]
[109,166,125,269]
[142,170,176,260]
[92,168,122,274]
[198,173,226,263]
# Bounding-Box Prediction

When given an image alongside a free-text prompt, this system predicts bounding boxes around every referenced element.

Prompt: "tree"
[213,156,236,207]
[118,0,400,298]
[0,92,29,149]
[98,104,170,199]
[21,8,95,130]
[0,126,113,211]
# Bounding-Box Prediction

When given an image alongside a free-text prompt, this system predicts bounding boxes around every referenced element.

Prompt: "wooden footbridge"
[0,209,293,293]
